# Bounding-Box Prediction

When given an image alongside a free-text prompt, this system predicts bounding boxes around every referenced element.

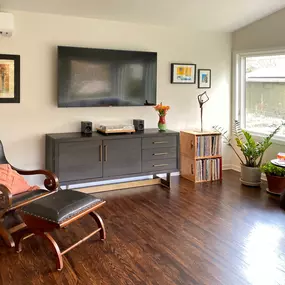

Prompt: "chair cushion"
[12,189,50,208]
[0,164,40,195]
[21,190,104,224]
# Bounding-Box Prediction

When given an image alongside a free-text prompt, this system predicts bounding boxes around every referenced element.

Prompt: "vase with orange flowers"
[154,102,170,131]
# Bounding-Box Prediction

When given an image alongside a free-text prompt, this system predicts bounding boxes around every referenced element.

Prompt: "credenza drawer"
[142,136,177,149]
[142,147,177,161]
[142,159,177,172]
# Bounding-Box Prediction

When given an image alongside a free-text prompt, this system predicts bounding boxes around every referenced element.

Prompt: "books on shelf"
[196,135,221,157]
[195,158,221,182]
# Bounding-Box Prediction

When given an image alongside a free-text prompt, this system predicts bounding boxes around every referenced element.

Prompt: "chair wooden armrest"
[0,184,12,214]
[12,167,59,191]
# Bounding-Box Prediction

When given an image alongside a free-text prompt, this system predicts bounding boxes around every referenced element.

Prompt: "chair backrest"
[0,141,9,165]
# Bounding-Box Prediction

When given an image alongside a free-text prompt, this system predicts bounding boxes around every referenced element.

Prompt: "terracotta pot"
[266,174,285,195]
[280,190,285,210]
[240,165,261,187]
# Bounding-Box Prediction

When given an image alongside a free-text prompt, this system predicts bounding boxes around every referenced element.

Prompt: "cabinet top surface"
[181,130,221,135]
[47,128,179,140]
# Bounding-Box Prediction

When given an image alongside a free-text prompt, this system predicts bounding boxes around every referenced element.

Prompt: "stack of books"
[196,158,221,182]
[211,136,221,156]
[196,135,221,157]
[196,136,211,157]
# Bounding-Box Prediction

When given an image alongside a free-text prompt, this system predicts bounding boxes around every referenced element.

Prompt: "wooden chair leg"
[15,228,33,253]
[89,212,106,240]
[0,221,15,248]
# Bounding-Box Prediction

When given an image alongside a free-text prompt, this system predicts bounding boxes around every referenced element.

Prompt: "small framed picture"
[198,69,211,89]
[0,54,20,103]
[171,63,196,84]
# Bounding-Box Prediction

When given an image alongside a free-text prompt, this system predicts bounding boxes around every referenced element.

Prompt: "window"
[234,51,285,138]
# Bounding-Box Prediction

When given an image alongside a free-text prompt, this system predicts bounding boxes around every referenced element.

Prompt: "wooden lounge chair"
[0,140,59,247]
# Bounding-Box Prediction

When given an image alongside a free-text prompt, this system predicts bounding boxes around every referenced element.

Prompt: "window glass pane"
[245,55,285,135]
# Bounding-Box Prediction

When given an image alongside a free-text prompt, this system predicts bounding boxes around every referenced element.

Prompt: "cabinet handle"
[153,152,168,156]
[153,141,168,144]
[153,164,169,167]
[104,145,108,162]
[191,140,194,149]
[99,145,102,162]
[191,164,194,175]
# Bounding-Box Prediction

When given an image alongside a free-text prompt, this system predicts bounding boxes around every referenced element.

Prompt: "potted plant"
[214,120,282,187]
[261,162,285,195]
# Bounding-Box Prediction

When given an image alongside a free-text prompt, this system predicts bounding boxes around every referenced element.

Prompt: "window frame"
[233,48,285,145]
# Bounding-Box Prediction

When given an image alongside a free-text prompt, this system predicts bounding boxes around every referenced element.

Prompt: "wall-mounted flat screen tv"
[58,46,157,107]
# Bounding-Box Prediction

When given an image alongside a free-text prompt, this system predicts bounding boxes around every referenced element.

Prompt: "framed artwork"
[198,69,211,89]
[171,63,196,84]
[0,54,20,103]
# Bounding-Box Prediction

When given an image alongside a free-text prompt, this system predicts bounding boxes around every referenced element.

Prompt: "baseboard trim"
[224,164,267,181]
[222,164,233,170]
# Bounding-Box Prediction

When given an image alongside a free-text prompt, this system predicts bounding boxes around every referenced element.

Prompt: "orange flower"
[154,102,170,115]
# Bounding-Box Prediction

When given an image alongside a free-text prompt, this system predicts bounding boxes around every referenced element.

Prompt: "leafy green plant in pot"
[213,120,282,187]
[261,162,285,195]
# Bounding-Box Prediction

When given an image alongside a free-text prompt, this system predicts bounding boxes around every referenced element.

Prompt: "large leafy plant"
[213,120,282,167]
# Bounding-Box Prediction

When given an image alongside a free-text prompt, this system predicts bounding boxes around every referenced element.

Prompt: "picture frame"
[171,63,196,84]
[198,69,211,89]
[0,54,20,103]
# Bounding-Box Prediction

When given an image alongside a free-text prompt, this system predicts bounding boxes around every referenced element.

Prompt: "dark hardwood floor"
[1,170,285,285]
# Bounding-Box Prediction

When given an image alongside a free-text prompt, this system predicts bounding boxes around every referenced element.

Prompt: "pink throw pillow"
[0,164,40,195]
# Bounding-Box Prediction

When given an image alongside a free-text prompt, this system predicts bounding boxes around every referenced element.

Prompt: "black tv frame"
[57,46,157,108]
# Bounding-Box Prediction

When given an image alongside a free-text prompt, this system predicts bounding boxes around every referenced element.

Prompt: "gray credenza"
[46,129,180,188]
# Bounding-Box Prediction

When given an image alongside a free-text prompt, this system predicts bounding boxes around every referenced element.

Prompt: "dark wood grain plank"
[0,170,284,285]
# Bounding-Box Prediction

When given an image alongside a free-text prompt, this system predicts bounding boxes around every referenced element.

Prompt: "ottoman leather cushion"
[21,190,103,224]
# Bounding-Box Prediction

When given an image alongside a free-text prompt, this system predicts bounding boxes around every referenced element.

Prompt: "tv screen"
[57,46,157,107]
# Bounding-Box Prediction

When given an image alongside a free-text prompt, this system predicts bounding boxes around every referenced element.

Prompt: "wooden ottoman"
[15,190,106,271]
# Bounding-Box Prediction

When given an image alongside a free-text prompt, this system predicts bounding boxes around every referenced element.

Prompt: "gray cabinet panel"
[142,147,177,161]
[142,136,176,149]
[58,140,102,182]
[142,159,177,172]
[103,138,141,177]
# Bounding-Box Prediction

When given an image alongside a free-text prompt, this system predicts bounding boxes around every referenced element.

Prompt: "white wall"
[233,8,285,51]
[0,11,232,184]
[232,8,285,170]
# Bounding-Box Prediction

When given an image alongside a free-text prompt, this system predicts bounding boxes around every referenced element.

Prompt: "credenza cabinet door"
[58,141,103,182]
[103,138,141,177]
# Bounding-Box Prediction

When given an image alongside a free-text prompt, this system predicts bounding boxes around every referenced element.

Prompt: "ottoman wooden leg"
[89,212,106,240]
[38,232,63,271]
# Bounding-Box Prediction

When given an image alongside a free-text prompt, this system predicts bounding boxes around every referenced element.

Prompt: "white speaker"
[0,13,14,37]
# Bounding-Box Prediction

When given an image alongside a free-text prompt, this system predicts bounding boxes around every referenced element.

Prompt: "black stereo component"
[81,121,92,134]
[133,119,144,132]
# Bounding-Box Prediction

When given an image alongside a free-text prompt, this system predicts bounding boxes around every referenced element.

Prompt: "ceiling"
[2,0,285,32]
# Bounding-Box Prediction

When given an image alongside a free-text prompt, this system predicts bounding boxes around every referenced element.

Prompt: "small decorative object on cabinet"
[197,91,209,132]
[180,130,222,183]
[154,102,170,131]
